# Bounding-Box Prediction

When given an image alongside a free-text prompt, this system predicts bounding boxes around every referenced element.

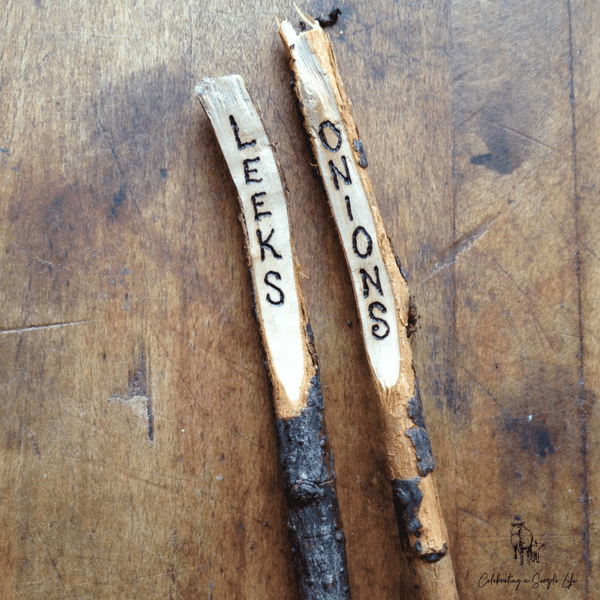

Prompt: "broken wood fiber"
[196,75,351,600]
[279,15,459,600]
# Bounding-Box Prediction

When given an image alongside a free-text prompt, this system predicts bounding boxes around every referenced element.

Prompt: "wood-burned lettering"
[352,225,372,258]
[230,118,283,305]
[264,271,284,306]
[345,195,353,221]
[244,157,263,184]
[257,228,282,261]
[313,118,391,342]
[279,22,404,384]
[360,266,383,298]
[229,115,256,150]
[319,120,342,152]
[368,301,390,340]
[329,155,351,190]
[251,192,271,221]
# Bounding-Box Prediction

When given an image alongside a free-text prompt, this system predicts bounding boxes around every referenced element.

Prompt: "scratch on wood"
[482,119,560,154]
[36,527,68,596]
[457,364,505,410]
[195,339,263,379]
[22,421,41,459]
[2,368,28,390]
[0,319,99,336]
[419,215,497,284]
[232,427,271,452]
[194,487,277,530]
[458,507,491,527]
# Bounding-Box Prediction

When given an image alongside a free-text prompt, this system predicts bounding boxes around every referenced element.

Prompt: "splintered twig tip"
[195,77,215,99]
[293,4,316,27]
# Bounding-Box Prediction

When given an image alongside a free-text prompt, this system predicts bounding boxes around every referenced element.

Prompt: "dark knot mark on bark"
[388,234,410,282]
[421,542,448,563]
[392,477,423,546]
[392,477,423,553]
[392,477,448,563]
[353,138,368,168]
[299,8,341,31]
[406,379,435,476]
[407,296,419,338]
[290,479,326,505]
[317,8,341,28]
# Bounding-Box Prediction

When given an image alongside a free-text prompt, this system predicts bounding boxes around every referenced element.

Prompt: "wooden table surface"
[1,1,598,598]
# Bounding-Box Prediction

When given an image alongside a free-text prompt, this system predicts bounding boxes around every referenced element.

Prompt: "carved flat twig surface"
[0,1,598,599]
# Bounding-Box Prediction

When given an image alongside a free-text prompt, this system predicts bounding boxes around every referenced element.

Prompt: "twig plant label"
[197,76,352,598]
[280,17,459,597]
[280,21,401,390]
[197,76,306,409]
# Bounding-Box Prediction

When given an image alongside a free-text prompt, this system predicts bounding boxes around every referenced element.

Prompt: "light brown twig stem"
[279,19,459,600]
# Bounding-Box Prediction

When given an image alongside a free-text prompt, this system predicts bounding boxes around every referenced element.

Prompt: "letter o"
[352,226,373,259]
[318,120,342,152]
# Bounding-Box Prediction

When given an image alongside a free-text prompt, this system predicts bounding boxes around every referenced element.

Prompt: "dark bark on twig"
[276,368,351,600]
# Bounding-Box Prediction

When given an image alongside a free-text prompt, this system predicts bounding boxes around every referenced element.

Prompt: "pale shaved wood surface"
[0,1,597,599]
[197,75,314,419]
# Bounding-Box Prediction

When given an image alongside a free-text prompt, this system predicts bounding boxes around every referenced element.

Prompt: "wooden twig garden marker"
[279,14,459,600]
[196,75,351,600]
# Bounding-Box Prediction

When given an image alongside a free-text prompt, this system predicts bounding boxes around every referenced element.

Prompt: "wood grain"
[572,1,600,597]
[0,1,597,599]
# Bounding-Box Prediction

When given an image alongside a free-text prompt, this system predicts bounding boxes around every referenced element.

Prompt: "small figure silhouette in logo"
[531,540,545,563]
[510,522,536,565]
